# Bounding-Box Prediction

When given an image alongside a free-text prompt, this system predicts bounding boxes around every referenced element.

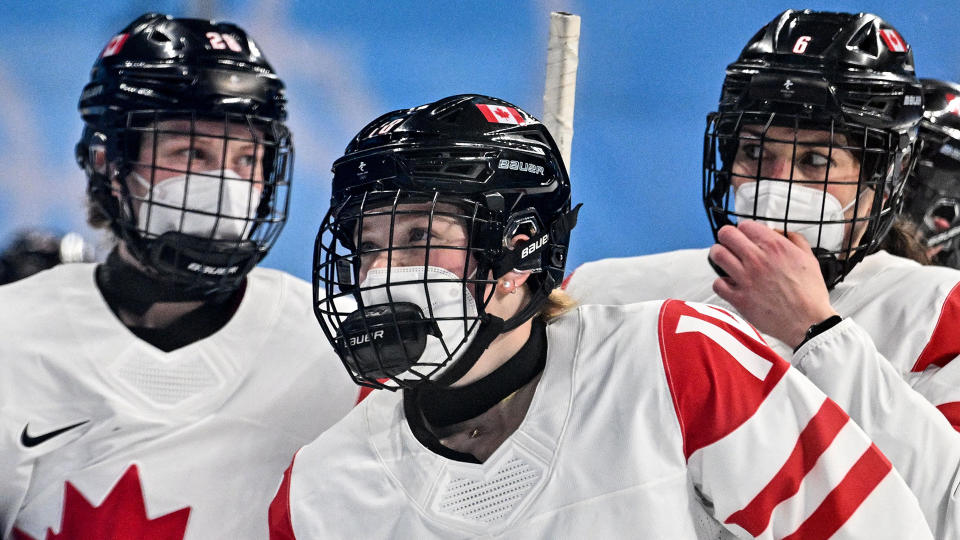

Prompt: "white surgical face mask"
[734,181,859,252]
[132,169,259,240]
[358,265,478,381]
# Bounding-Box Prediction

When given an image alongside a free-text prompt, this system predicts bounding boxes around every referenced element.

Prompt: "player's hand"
[709,220,839,349]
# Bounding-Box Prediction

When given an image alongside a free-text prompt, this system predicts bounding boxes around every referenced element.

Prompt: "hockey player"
[564,10,960,538]
[268,94,932,538]
[890,78,960,268]
[0,13,357,539]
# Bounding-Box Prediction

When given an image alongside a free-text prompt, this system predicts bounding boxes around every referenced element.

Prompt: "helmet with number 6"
[703,10,923,287]
[75,13,293,294]
[313,94,579,390]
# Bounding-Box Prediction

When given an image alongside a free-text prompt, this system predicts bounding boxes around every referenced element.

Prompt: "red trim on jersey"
[913,281,960,372]
[724,399,849,535]
[936,402,960,432]
[560,270,576,290]
[268,457,298,540]
[782,443,892,540]
[356,378,389,404]
[658,299,790,459]
[356,385,375,404]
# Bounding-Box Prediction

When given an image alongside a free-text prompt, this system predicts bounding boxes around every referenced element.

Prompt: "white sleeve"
[794,318,960,539]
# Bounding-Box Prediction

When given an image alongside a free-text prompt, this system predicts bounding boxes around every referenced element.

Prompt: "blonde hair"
[540,288,578,322]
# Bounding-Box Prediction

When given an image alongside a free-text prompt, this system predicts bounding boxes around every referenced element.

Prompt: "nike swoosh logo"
[20,420,89,448]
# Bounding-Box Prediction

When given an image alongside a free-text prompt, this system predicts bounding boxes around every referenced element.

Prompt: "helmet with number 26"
[76,13,293,294]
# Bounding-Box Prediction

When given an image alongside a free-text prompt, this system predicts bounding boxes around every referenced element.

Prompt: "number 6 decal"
[792,36,811,54]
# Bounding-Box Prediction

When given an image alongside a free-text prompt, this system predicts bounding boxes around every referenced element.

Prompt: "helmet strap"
[429,315,505,387]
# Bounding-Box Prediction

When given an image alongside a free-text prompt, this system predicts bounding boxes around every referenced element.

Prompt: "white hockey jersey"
[564,248,960,538]
[0,263,359,540]
[269,301,932,539]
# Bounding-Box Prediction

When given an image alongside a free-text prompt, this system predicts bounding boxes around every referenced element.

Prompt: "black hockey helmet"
[314,94,579,389]
[704,10,923,287]
[75,12,293,294]
[900,79,960,268]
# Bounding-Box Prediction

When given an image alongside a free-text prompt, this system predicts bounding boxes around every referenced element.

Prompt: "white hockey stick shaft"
[542,11,581,171]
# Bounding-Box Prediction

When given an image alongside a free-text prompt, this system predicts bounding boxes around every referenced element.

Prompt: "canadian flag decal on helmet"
[100,34,129,58]
[476,104,526,125]
[946,93,960,117]
[879,29,907,53]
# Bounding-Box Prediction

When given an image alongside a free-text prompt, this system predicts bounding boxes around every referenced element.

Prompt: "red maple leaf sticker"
[12,465,191,540]
[495,108,511,119]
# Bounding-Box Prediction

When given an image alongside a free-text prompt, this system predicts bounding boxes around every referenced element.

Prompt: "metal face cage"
[313,190,500,390]
[105,110,292,292]
[704,110,907,287]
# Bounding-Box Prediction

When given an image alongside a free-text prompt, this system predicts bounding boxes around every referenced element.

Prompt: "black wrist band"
[794,315,843,353]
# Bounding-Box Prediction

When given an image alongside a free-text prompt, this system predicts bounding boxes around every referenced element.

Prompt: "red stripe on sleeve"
[936,402,960,432]
[268,458,298,540]
[782,443,892,540]
[658,300,790,458]
[724,399,849,535]
[476,104,499,123]
[913,281,960,372]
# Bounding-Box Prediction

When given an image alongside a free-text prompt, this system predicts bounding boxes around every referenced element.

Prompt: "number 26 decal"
[206,32,243,52]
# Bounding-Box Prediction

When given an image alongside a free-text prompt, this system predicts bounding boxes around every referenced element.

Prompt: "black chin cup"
[146,232,259,292]
[336,302,441,380]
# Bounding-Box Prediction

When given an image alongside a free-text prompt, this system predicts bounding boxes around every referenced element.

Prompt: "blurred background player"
[887,78,960,267]
[0,228,96,285]
[268,94,931,539]
[563,10,960,538]
[0,13,356,539]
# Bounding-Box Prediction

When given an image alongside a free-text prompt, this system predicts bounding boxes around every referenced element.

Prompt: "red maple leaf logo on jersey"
[12,465,190,540]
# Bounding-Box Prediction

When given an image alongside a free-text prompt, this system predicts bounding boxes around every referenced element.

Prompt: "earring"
[502,280,513,291]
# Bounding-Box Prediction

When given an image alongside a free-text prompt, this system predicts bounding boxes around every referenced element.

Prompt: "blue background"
[2,1,959,279]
